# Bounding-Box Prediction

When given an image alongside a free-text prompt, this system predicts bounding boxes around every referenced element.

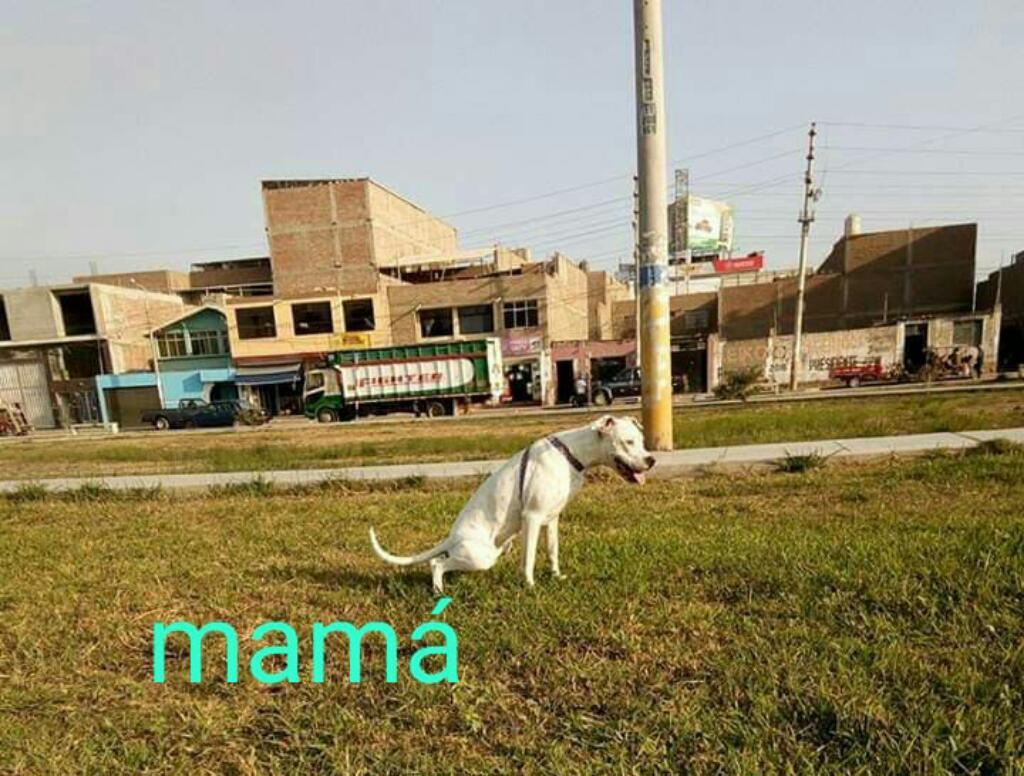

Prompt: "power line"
[824,170,1024,176]
[458,196,629,238]
[820,121,1024,134]
[434,125,806,223]
[824,146,1024,157]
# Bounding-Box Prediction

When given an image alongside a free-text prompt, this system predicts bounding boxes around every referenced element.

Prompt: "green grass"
[1,389,1023,480]
[1,453,1023,773]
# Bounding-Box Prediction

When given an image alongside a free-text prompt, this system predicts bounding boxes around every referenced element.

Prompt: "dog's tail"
[369,527,451,566]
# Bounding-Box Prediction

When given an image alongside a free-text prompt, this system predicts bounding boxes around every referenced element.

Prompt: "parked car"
[142,399,254,431]
[590,368,685,406]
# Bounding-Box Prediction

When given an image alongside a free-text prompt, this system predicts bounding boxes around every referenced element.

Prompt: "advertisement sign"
[688,197,733,253]
[329,332,371,349]
[713,253,764,274]
[681,196,734,260]
[503,335,542,357]
[338,358,475,399]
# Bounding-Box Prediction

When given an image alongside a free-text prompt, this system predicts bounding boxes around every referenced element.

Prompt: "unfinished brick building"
[261,179,458,297]
[976,250,1024,371]
[715,221,997,384]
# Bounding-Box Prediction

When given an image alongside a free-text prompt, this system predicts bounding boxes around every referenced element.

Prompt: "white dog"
[369,415,656,593]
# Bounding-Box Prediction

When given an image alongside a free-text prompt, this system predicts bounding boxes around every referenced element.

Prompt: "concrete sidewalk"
[2,427,1022,494]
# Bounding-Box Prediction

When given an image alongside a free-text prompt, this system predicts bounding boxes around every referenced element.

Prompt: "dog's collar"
[547,435,585,473]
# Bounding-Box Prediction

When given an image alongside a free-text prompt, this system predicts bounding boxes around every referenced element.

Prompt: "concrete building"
[262,178,458,297]
[0,282,184,427]
[94,306,238,429]
[76,257,274,304]
[386,254,597,404]
[224,287,395,415]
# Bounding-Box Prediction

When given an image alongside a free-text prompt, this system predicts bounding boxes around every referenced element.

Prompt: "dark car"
[590,367,685,406]
[142,399,242,431]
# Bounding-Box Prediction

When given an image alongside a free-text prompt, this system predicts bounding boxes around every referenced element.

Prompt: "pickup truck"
[142,399,244,431]
[590,367,686,406]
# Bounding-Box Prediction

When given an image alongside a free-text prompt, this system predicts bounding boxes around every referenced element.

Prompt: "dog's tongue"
[632,470,646,485]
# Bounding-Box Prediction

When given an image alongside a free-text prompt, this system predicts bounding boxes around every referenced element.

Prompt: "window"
[55,291,97,336]
[189,330,229,356]
[0,296,10,341]
[503,299,539,329]
[419,307,454,338]
[157,331,187,358]
[343,298,376,332]
[682,309,709,331]
[236,306,277,339]
[156,329,227,358]
[458,304,494,334]
[953,319,983,347]
[291,301,333,336]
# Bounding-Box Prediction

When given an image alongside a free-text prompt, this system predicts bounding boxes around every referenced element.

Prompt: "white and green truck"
[303,338,505,422]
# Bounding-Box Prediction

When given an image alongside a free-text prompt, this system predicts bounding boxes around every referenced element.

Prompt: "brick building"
[612,292,719,392]
[976,250,1024,371]
[714,221,997,384]
[261,178,457,297]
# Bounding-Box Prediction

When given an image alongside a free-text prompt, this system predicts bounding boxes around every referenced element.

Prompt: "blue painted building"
[95,306,237,426]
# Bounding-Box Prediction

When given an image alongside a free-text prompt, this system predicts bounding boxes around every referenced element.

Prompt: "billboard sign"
[687,196,733,255]
[713,253,764,274]
[671,196,734,262]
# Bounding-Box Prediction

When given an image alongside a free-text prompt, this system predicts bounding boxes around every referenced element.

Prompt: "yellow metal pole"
[633,0,673,450]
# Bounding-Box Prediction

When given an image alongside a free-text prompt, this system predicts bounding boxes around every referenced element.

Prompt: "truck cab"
[302,368,347,423]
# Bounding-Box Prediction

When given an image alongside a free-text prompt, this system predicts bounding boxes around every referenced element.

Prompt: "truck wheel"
[153,416,170,431]
[316,408,337,423]
[847,377,860,388]
[592,391,610,406]
[425,400,447,418]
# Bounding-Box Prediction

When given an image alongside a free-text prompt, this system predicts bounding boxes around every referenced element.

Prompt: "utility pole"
[633,0,673,450]
[789,122,819,392]
[632,175,641,368]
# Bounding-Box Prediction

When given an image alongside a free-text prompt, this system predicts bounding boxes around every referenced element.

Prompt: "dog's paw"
[552,572,567,581]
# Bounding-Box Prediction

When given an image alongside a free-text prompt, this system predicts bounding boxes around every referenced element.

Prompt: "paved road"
[4,377,1023,445]
[2,427,1021,494]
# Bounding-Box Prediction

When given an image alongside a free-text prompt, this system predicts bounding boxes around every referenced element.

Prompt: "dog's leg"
[521,513,543,587]
[546,517,565,579]
[430,557,446,595]
[431,540,501,594]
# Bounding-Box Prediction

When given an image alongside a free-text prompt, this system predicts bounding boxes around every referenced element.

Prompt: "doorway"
[670,338,708,393]
[904,322,929,371]
[505,362,537,403]
[555,360,576,404]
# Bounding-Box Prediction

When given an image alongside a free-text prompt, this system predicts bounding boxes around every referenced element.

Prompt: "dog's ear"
[594,415,616,436]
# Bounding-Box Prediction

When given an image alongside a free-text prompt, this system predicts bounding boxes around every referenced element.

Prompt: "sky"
[2,0,1023,287]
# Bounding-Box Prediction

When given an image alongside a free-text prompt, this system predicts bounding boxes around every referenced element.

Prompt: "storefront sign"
[330,332,371,349]
[503,335,542,357]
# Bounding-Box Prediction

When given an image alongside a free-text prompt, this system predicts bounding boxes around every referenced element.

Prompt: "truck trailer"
[303,338,504,422]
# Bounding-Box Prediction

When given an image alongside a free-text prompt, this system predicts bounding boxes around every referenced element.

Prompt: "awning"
[234,363,302,386]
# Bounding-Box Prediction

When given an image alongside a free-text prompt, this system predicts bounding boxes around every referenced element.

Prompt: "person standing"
[574,373,589,407]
